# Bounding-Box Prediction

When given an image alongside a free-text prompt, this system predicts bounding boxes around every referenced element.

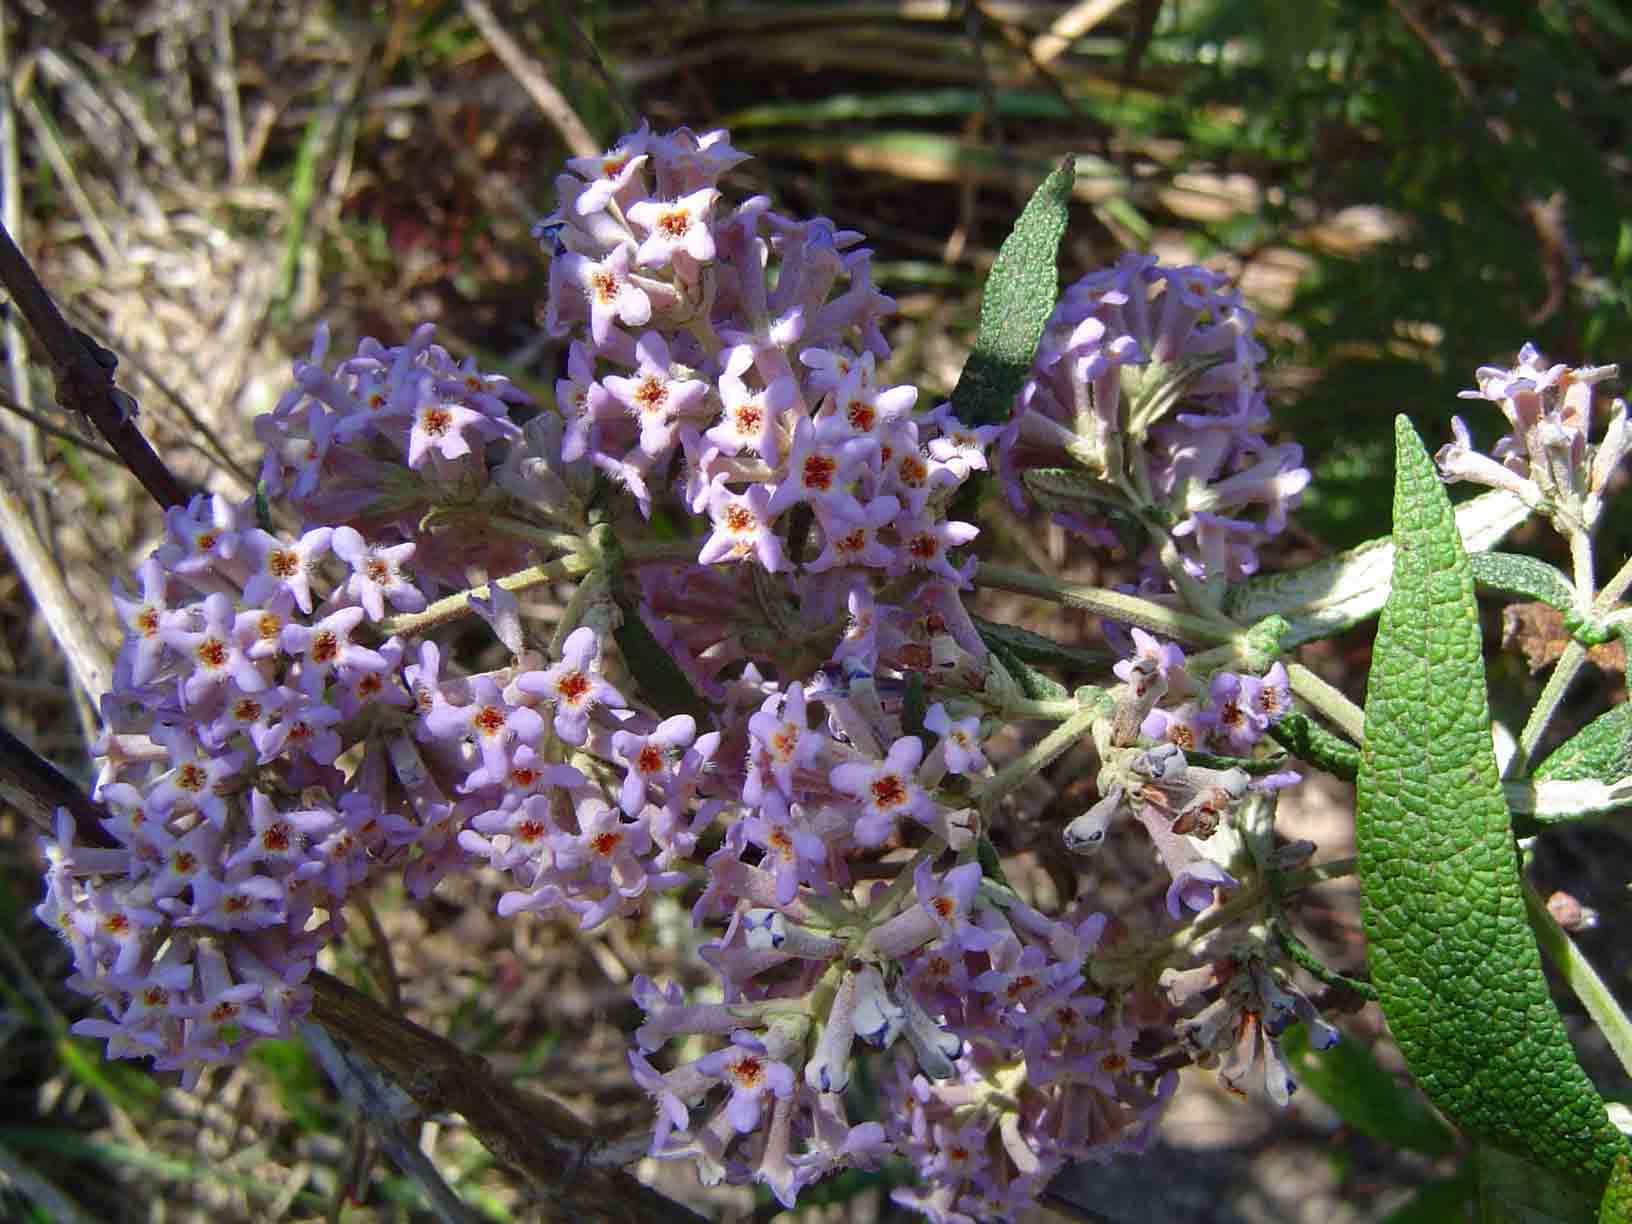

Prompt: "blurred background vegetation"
[0,1,1628,1220]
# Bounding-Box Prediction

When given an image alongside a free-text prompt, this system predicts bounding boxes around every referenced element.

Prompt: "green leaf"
[1471,553,1616,647]
[1535,704,1632,786]
[1280,1023,1454,1156]
[1476,1146,1599,1223]
[949,156,1074,427]
[1268,710,1360,780]
[1379,1163,1477,1224]
[1223,489,1532,648]
[593,524,711,725]
[970,616,1114,674]
[1355,416,1629,1192]
[975,624,1070,702]
[1599,1155,1632,1224]
[1472,552,1577,615]
[1498,704,1632,836]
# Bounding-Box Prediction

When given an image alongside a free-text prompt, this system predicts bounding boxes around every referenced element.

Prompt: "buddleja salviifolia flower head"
[43,121,1344,1223]
[1436,341,1629,536]
[997,254,1310,607]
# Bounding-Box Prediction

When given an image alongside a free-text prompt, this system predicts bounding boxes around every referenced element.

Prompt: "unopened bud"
[1064,787,1123,854]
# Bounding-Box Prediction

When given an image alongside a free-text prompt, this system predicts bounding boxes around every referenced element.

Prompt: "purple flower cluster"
[1070,628,1297,921]
[1163,949,1338,1107]
[630,866,1177,1217]
[1437,341,1628,533]
[43,488,441,1085]
[999,254,1310,595]
[42,121,1345,1220]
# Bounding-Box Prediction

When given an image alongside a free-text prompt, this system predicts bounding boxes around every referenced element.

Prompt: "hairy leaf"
[1355,416,1628,1193]
[949,157,1074,427]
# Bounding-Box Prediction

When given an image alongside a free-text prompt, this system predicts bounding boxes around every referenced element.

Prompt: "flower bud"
[1064,787,1123,855]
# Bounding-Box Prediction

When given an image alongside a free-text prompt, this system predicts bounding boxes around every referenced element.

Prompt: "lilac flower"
[279,606,386,697]
[1166,857,1237,919]
[405,375,510,469]
[631,974,754,1053]
[512,626,627,747]
[234,594,297,663]
[705,345,797,465]
[697,478,787,572]
[923,405,1001,479]
[890,514,979,586]
[257,698,344,767]
[424,674,545,780]
[915,860,997,952]
[240,527,332,614]
[557,243,652,347]
[880,435,956,517]
[172,869,286,932]
[146,731,246,827]
[627,187,720,267]
[745,682,824,801]
[626,1048,696,1152]
[330,526,426,620]
[830,735,932,846]
[1112,627,1188,699]
[803,495,898,571]
[1204,671,1265,755]
[224,790,333,871]
[1240,662,1291,726]
[696,1030,797,1133]
[160,592,265,703]
[611,714,696,816]
[556,340,614,461]
[602,331,709,460]
[1138,703,1210,754]
[741,792,829,906]
[820,354,916,442]
[158,493,242,577]
[111,556,173,686]
[565,124,651,214]
[765,416,875,522]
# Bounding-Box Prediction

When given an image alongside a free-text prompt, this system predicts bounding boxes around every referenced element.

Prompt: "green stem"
[1568,528,1597,615]
[1508,639,1587,779]
[1285,663,1365,741]
[1112,856,1358,982]
[974,562,1235,646]
[1523,880,1632,1082]
[1597,550,1632,610]
[997,697,1081,720]
[486,515,586,554]
[970,702,1101,816]
[376,558,587,639]
[1279,855,1358,892]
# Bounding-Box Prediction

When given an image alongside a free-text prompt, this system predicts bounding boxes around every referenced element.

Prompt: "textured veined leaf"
[948,156,1074,428]
[1354,416,1629,1194]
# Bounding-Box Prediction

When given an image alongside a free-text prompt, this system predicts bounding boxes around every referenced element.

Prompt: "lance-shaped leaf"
[1472,552,1578,616]
[972,616,1114,674]
[1224,488,1530,647]
[949,156,1074,427]
[1268,710,1359,780]
[1535,703,1632,789]
[1501,703,1632,836]
[1601,1156,1632,1224]
[1472,552,1619,647]
[1355,416,1628,1192]
[976,624,1069,702]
